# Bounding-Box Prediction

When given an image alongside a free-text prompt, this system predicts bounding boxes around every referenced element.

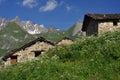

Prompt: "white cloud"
[66,5,72,11]
[22,0,38,8]
[59,1,72,12]
[39,0,58,12]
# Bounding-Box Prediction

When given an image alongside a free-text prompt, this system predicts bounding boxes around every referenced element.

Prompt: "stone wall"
[4,41,54,66]
[4,58,11,66]
[57,40,73,45]
[98,22,120,34]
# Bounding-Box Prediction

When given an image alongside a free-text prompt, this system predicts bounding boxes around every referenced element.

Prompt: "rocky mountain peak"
[20,20,48,34]
[0,16,48,35]
[0,17,8,30]
[48,26,57,32]
[72,20,83,36]
[14,16,20,22]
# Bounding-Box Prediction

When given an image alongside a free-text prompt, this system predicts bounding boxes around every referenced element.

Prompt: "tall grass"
[0,30,120,80]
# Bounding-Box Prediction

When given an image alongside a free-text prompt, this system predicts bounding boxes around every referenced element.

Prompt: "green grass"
[0,49,7,56]
[0,22,27,38]
[37,25,76,42]
[37,30,66,42]
[0,22,34,56]
[0,30,120,80]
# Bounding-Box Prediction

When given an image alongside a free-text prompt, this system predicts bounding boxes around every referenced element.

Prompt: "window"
[34,51,42,57]
[113,21,118,26]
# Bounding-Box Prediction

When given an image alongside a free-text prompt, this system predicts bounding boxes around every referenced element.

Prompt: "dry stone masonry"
[99,22,120,34]
[2,37,55,66]
[2,37,73,66]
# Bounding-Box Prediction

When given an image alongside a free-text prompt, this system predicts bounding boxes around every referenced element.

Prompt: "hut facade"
[82,14,120,36]
[2,37,54,66]
[56,37,73,45]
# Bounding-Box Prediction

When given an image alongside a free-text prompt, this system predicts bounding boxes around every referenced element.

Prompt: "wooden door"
[10,56,17,64]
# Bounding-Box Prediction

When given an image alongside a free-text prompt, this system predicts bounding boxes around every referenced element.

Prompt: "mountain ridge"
[0,16,83,35]
[0,16,83,56]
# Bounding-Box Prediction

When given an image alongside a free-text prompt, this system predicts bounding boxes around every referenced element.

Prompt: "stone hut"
[2,37,54,66]
[56,37,73,45]
[82,14,120,36]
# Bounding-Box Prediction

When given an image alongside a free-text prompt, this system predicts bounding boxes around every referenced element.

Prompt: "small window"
[113,21,118,26]
[34,51,42,57]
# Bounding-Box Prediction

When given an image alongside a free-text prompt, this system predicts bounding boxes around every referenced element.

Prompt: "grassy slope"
[0,31,120,80]
[0,49,7,56]
[65,24,75,36]
[0,22,34,56]
[37,30,66,42]
[37,25,76,42]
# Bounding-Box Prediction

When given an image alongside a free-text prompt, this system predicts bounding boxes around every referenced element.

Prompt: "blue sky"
[0,0,120,30]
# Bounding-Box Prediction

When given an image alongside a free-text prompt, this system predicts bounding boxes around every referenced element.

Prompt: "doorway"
[10,56,17,64]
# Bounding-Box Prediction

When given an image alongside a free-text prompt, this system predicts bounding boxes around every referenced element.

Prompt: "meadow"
[0,30,120,80]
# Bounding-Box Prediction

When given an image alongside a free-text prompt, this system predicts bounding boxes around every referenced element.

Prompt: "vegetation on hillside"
[0,22,34,56]
[37,30,66,42]
[0,23,76,56]
[37,25,76,42]
[0,49,7,56]
[0,30,120,80]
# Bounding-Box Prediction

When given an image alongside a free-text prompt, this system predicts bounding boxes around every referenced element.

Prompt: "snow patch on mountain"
[10,16,48,34]
[0,16,61,35]
[20,21,48,34]
[0,18,8,30]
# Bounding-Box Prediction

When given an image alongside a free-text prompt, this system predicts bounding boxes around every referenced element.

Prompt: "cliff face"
[13,16,48,35]
[0,17,9,31]
[72,21,83,36]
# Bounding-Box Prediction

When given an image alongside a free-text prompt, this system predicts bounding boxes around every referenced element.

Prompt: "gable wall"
[16,42,53,62]
[4,41,54,65]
